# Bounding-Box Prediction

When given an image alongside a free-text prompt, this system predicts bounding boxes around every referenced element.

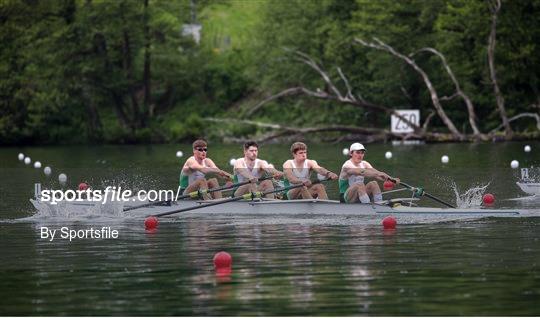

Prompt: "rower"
[282,142,338,200]
[339,143,399,204]
[233,141,284,198]
[179,139,233,200]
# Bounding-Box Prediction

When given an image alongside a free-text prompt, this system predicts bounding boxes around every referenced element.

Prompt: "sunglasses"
[196,148,208,152]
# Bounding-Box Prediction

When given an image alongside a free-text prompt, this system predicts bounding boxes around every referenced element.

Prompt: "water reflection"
[1,143,540,315]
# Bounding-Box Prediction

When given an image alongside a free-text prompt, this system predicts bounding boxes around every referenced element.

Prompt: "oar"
[124,176,272,212]
[152,180,326,218]
[393,179,456,208]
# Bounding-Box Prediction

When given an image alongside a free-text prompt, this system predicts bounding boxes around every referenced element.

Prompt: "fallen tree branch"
[205,117,402,143]
[246,50,422,133]
[247,87,327,116]
[422,111,436,134]
[291,50,345,100]
[355,37,464,140]
[489,112,540,133]
[413,47,484,138]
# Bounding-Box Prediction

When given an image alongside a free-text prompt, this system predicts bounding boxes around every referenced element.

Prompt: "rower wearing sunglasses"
[339,143,399,204]
[179,139,233,200]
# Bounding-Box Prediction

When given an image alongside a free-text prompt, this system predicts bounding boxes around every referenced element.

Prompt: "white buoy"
[229,158,237,166]
[18,153,24,161]
[385,151,393,159]
[342,148,349,156]
[176,150,183,158]
[524,145,531,153]
[34,161,42,169]
[24,157,31,165]
[44,166,52,176]
[58,173,67,183]
[510,160,519,169]
[441,155,449,164]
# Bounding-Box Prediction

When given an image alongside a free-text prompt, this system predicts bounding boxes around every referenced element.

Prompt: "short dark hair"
[192,139,207,149]
[290,142,307,154]
[243,140,258,150]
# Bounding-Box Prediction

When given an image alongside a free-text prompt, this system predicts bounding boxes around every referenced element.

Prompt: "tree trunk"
[488,0,513,139]
[81,86,102,140]
[96,32,131,131]
[122,29,141,129]
[142,0,152,123]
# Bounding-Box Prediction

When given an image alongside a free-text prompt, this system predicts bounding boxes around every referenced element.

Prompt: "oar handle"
[123,176,273,212]
[152,179,327,218]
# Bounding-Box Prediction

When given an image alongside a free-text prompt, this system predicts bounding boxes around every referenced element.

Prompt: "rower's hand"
[273,171,284,179]
[220,170,233,180]
[327,172,338,180]
[377,172,390,181]
[225,180,234,187]
[302,180,312,187]
[249,177,258,183]
[391,177,400,185]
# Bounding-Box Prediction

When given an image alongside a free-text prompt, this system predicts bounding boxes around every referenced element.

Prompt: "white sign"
[391,109,420,133]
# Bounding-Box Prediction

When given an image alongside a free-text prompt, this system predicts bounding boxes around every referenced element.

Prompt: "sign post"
[391,110,420,134]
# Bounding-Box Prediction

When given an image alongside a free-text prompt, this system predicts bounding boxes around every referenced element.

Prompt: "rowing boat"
[517,168,540,195]
[516,181,540,195]
[29,197,523,221]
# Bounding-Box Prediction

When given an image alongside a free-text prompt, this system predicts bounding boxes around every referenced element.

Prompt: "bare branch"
[489,112,540,133]
[246,87,327,117]
[247,50,422,133]
[440,93,459,101]
[355,37,464,139]
[336,67,355,101]
[205,117,398,143]
[422,111,436,133]
[413,47,482,137]
[487,0,512,138]
[246,84,422,133]
[292,50,344,99]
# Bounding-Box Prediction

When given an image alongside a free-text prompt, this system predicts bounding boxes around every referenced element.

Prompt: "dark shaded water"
[1,142,539,315]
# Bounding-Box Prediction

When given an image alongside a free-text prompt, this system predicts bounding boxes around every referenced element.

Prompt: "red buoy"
[213,251,232,269]
[482,193,495,205]
[382,216,397,229]
[78,182,89,191]
[383,180,394,190]
[144,216,158,230]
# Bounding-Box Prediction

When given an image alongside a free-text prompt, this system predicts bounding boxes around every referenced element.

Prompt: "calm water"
[1,142,539,315]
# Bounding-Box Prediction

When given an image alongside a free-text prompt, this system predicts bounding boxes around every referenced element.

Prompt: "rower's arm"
[283,161,304,184]
[193,159,232,179]
[261,161,284,178]
[345,166,390,181]
[310,160,338,180]
[234,160,257,181]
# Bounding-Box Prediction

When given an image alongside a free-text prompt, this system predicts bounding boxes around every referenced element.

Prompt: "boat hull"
[516,182,540,195]
[29,198,522,220]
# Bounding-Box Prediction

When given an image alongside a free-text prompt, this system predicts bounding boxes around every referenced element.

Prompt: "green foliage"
[1,0,539,144]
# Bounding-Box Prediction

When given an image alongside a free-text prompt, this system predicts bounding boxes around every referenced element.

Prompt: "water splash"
[452,181,490,208]
[28,199,126,220]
